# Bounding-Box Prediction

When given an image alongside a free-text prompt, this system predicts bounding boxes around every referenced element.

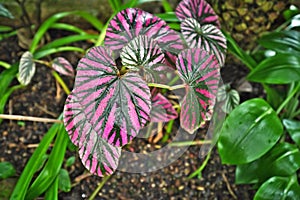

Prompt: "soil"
[0,1,286,199]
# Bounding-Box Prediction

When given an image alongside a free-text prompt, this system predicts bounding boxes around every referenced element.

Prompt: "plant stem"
[0,114,62,123]
[169,140,211,147]
[51,71,71,95]
[188,150,211,179]
[0,61,11,69]
[88,175,111,200]
[276,82,300,115]
[148,83,185,90]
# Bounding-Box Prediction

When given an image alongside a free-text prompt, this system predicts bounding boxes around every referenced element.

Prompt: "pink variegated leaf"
[176,48,220,133]
[52,57,74,77]
[120,35,171,82]
[181,18,227,66]
[175,0,220,28]
[105,8,184,64]
[150,93,178,122]
[63,93,121,177]
[72,46,151,147]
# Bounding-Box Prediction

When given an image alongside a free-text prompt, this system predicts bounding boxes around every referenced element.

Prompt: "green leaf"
[65,156,75,167]
[58,169,71,192]
[217,98,283,164]
[248,54,300,84]
[0,4,14,19]
[25,124,69,199]
[18,51,36,85]
[258,30,300,54]
[236,142,300,184]
[44,175,58,200]
[283,119,300,146]
[0,162,16,179]
[254,175,300,200]
[10,120,60,200]
[264,85,284,109]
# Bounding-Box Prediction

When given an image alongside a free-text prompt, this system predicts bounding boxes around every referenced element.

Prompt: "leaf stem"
[0,114,62,123]
[169,140,211,147]
[51,71,71,95]
[276,82,300,115]
[148,83,185,90]
[188,150,212,179]
[88,175,111,200]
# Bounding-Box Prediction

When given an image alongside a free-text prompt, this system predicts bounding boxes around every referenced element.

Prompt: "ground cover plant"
[217,7,300,199]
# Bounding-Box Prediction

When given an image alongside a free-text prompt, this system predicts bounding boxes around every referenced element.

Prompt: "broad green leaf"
[65,156,75,167]
[283,119,300,146]
[248,54,300,84]
[218,98,283,164]
[0,162,16,179]
[258,30,300,54]
[0,4,14,19]
[236,142,300,184]
[254,176,300,200]
[18,51,36,85]
[58,169,71,192]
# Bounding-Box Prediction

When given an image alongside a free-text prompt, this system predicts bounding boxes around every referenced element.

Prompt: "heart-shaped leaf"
[0,162,16,179]
[217,98,283,164]
[105,8,184,64]
[18,51,36,85]
[120,35,171,82]
[150,93,178,122]
[72,46,151,147]
[181,18,227,66]
[176,48,220,133]
[52,57,74,77]
[175,0,220,28]
[64,93,121,176]
[236,142,300,184]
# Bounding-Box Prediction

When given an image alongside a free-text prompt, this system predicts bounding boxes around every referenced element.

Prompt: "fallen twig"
[0,114,62,123]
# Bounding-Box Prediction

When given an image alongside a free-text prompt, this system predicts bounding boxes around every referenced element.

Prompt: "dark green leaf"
[248,54,300,84]
[0,4,14,19]
[18,51,36,85]
[236,143,300,184]
[283,119,300,146]
[0,162,16,179]
[264,85,285,109]
[217,98,283,164]
[258,31,300,54]
[254,175,300,200]
[58,169,71,192]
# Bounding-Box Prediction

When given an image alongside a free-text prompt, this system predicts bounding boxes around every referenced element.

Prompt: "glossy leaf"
[52,57,74,77]
[18,51,36,85]
[236,142,300,184]
[283,119,300,146]
[105,8,184,64]
[254,176,300,200]
[64,93,121,176]
[176,48,220,133]
[150,93,178,122]
[247,54,300,84]
[175,0,220,28]
[218,98,283,164]
[0,162,16,179]
[181,18,226,66]
[70,46,151,146]
[258,30,300,54]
